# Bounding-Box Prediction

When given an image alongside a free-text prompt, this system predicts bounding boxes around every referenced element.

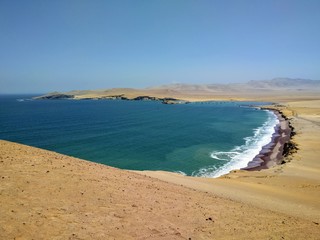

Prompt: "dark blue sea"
[0,95,278,177]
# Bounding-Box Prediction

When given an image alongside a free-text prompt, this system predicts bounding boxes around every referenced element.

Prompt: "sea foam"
[192,110,279,178]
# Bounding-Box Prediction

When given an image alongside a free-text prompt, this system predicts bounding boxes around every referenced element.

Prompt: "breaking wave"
[192,110,279,178]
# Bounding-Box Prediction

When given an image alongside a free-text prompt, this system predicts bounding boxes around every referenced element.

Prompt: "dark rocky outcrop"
[132,96,158,101]
[101,95,129,100]
[34,93,74,100]
[35,93,188,104]
[130,96,188,104]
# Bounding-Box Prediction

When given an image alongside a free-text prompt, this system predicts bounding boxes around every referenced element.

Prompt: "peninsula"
[35,78,320,102]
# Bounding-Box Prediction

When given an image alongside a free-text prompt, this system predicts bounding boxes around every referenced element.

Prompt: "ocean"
[0,94,278,177]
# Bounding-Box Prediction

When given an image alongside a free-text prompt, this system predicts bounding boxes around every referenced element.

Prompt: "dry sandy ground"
[1,99,320,239]
[1,140,320,240]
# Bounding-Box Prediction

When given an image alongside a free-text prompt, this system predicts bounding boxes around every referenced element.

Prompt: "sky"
[0,0,320,93]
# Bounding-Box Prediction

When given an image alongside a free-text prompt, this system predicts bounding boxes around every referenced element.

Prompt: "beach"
[1,98,320,239]
[241,108,293,171]
[140,100,320,222]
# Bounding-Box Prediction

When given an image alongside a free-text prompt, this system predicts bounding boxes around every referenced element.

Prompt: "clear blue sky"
[1,0,319,93]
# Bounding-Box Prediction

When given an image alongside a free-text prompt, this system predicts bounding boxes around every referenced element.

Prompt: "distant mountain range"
[242,78,320,89]
[151,78,320,92]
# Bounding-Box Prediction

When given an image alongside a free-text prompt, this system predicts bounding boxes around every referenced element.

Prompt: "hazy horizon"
[1,0,320,93]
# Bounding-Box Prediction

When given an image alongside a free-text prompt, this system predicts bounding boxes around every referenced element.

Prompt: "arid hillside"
[35,78,320,102]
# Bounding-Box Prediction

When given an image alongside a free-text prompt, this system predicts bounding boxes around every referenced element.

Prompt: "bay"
[0,94,276,177]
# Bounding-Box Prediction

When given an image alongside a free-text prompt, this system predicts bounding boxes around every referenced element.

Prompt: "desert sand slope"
[1,140,320,239]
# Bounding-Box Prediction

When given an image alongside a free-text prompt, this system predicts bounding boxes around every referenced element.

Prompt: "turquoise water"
[0,95,277,177]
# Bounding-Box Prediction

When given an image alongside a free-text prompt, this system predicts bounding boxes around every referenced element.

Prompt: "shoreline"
[137,99,320,222]
[241,107,295,171]
[13,95,291,176]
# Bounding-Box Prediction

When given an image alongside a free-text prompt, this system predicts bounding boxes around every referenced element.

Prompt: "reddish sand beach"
[241,108,293,171]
